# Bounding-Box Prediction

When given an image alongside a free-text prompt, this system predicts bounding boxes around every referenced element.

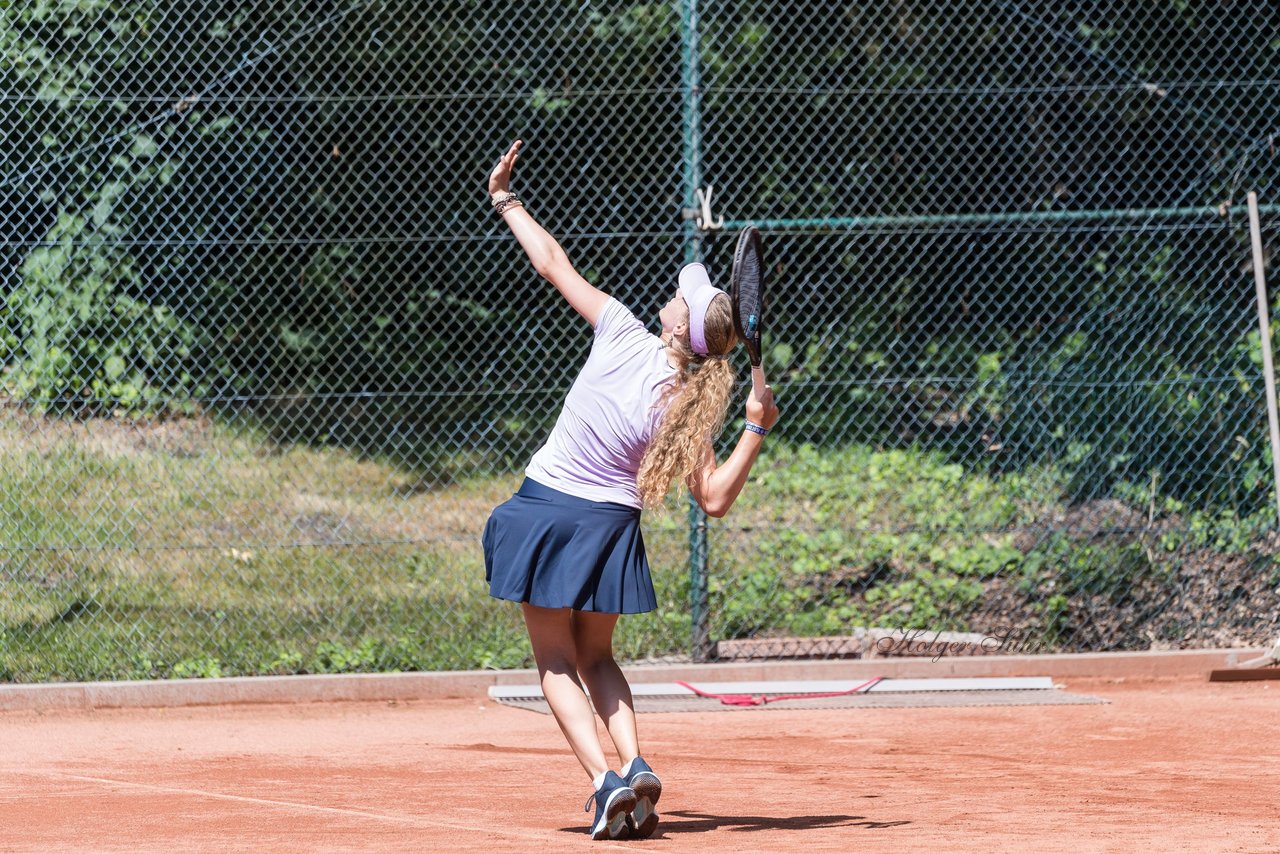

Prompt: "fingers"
[493,140,522,180]
[492,140,522,170]
[753,384,780,425]
[745,382,780,429]
[488,140,523,194]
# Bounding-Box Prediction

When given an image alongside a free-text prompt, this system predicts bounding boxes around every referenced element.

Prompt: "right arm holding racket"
[686,381,778,517]
[487,139,609,326]
[686,225,778,517]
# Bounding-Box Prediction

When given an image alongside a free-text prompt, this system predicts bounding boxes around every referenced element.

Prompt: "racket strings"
[730,227,766,365]
[735,258,763,338]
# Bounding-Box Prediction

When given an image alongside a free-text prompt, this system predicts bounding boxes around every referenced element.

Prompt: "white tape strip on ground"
[488,676,1056,701]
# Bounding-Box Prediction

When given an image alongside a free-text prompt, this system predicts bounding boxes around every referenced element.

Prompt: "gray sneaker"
[623,757,662,839]
[584,770,636,841]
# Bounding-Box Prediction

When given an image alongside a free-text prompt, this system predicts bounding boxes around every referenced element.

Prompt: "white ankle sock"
[592,771,608,791]
[619,758,636,778]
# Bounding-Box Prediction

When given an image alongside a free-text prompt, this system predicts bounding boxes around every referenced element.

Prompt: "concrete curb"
[0,647,1264,712]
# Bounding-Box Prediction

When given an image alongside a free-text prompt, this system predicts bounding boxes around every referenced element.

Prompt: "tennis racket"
[730,226,767,401]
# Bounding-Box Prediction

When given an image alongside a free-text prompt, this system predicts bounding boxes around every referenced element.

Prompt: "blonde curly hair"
[637,293,738,508]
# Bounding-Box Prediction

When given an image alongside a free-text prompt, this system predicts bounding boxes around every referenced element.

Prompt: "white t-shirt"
[524,298,676,508]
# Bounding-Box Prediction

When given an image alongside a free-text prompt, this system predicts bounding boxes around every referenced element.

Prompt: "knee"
[574,643,616,675]
[531,643,578,677]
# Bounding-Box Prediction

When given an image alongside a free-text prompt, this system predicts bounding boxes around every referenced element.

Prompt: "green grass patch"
[2,417,1270,681]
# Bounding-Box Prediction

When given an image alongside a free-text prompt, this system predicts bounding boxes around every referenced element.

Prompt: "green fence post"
[679,0,712,662]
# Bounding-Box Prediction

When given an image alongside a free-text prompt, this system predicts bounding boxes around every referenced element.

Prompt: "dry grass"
[0,413,523,549]
[0,413,699,680]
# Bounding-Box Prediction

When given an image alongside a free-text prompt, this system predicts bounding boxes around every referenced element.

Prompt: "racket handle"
[750,364,767,402]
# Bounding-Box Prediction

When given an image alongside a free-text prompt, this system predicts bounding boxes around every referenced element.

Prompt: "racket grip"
[750,365,767,402]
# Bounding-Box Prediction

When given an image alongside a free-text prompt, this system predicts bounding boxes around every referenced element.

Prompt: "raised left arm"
[489,139,609,325]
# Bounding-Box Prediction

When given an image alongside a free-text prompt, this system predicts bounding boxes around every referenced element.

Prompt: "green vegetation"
[2,3,1277,678]
[4,421,1274,682]
[708,443,1276,648]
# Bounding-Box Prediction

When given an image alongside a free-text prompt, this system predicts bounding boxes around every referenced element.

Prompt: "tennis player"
[482,140,779,841]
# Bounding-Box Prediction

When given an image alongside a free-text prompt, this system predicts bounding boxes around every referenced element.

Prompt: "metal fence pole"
[1247,191,1280,528]
[680,0,712,662]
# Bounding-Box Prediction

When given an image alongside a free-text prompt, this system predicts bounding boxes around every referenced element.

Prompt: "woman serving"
[482,139,779,841]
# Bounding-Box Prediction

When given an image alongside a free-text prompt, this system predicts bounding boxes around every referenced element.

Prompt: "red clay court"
[3,672,1277,853]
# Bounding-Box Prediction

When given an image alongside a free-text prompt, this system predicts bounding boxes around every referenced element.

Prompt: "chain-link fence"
[2,1,1278,682]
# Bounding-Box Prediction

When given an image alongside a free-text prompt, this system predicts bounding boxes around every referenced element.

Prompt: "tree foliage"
[2,1,1277,506]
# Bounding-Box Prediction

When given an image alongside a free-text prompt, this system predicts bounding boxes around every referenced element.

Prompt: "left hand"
[488,139,523,197]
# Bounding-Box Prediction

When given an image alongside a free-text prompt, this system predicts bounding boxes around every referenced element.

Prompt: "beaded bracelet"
[744,421,769,437]
[493,194,523,216]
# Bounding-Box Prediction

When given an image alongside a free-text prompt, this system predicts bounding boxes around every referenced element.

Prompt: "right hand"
[746,383,780,431]
[488,139,523,197]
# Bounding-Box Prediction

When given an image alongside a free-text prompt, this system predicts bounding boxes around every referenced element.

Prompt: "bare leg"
[521,603,610,781]
[571,609,639,766]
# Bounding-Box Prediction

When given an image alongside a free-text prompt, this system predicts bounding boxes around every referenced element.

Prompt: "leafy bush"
[709,442,1207,644]
[4,210,203,414]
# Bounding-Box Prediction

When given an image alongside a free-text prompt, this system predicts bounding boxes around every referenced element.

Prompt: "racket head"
[730,226,765,367]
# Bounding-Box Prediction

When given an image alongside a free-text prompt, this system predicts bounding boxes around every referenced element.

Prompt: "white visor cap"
[677,262,728,356]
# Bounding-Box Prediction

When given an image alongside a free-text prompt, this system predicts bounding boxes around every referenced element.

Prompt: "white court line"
[21,771,634,851]
[490,676,1057,699]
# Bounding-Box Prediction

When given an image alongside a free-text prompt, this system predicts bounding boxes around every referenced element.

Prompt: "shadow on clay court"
[561,810,911,836]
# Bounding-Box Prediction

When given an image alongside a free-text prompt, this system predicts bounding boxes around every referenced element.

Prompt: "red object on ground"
[674,676,884,705]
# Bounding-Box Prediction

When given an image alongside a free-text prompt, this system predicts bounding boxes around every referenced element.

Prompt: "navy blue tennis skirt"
[483,478,657,614]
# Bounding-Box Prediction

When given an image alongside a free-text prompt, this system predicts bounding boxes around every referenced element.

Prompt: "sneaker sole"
[590,787,637,841]
[629,772,662,839]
